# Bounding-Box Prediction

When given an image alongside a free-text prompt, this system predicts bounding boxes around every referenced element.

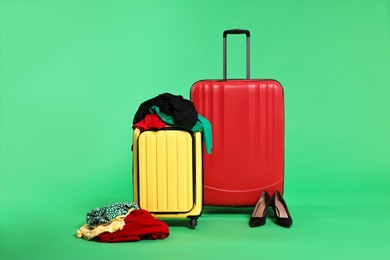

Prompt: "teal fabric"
[192,114,212,154]
[149,106,175,125]
[149,106,212,154]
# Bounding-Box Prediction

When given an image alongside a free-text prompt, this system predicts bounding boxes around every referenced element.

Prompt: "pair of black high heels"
[249,190,293,228]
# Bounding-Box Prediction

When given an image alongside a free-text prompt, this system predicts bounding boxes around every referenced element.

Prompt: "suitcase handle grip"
[223,29,250,37]
[223,29,250,80]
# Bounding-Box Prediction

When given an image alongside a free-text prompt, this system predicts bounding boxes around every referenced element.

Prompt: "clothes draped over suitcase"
[133,93,198,129]
[133,92,212,154]
[133,114,166,131]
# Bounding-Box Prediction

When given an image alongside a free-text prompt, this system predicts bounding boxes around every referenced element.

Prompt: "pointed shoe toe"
[275,216,293,228]
[249,216,266,227]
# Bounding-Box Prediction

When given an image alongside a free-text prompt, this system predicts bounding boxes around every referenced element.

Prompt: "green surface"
[1,0,389,259]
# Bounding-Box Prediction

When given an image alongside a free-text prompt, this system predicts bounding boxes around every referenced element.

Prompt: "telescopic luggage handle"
[223,29,250,80]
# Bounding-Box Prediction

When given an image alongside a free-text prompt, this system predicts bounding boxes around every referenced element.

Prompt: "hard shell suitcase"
[190,29,284,206]
[132,128,203,228]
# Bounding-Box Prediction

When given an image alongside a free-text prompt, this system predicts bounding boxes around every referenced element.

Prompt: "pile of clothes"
[76,202,169,242]
[132,93,212,154]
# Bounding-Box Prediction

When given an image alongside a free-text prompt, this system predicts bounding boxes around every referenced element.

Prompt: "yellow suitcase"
[132,128,203,228]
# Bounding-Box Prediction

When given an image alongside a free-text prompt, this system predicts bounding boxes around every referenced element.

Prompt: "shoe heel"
[271,190,293,228]
[249,191,270,227]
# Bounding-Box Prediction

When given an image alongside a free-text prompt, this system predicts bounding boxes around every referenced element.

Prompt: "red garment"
[94,209,169,242]
[132,114,166,131]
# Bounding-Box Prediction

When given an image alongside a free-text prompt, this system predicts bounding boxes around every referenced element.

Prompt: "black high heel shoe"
[271,190,293,228]
[249,191,270,227]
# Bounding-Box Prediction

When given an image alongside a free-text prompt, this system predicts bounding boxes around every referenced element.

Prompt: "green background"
[1,0,389,259]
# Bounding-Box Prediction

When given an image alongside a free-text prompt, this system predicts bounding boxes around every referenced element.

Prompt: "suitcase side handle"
[223,29,250,80]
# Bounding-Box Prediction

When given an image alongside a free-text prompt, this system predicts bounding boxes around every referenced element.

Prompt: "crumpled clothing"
[132,114,166,131]
[77,208,136,240]
[93,209,169,242]
[133,93,198,130]
[86,202,139,229]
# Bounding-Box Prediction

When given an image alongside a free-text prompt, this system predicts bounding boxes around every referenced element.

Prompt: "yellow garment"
[76,208,135,240]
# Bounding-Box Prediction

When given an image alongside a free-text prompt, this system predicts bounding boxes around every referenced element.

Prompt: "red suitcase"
[190,29,284,206]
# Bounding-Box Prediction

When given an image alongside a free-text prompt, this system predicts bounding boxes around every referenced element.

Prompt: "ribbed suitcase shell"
[133,128,202,225]
[191,79,284,206]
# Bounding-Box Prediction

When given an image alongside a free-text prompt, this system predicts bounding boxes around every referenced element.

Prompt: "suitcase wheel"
[189,217,198,229]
